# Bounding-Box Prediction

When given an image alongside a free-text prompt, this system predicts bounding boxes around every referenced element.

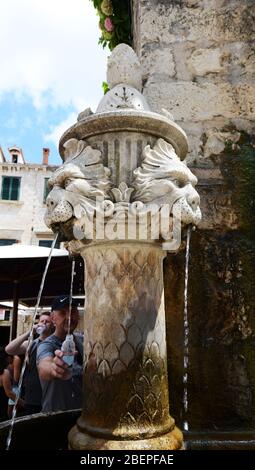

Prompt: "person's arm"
[5,331,30,356]
[13,355,22,383]
[2,370,24,407]
[38,350,70,381]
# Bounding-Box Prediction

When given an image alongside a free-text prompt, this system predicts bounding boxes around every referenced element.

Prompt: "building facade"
[0,146,59,247]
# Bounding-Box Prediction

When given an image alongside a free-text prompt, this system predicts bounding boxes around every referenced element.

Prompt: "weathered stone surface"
[141,47,176,79]
[165,228,255,430]
[197,183,238,231]
[80,245,171,433]
[48,45,201,450]
[187,48,223,76]
[141,40,255,85]
[182,118,255,164]
[164,133,255,433]
[69,244,183,450]
[138,1,255,45]
[107,43,143,91]
[47,133,201,240]
[218,41,255,84]
[143,82,255,122]
[203,130,241,158]
[134,0,255,163]
[133,0,255,445]
[69,424,183,450]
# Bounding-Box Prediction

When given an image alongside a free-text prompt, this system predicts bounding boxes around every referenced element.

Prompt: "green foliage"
[89,0,132,50]
[102,81,110,94]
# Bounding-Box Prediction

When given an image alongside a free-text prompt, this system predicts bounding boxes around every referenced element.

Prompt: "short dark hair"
[39,311,51,317]
[35,311,51,321]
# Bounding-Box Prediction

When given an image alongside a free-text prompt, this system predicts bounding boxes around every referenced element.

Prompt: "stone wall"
[133,0,255,436]
[133,0,255,165]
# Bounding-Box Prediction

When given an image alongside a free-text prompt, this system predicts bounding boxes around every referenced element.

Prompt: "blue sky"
[0,0,108,165]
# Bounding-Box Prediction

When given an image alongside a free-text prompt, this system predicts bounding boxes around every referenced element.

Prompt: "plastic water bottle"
[36,325,45,336]
[61,334,75,368]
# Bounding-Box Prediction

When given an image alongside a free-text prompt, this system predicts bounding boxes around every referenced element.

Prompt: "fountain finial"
[96,44,149,113]
[107,43,143,91]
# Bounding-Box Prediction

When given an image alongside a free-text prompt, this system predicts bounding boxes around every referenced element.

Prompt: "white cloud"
[45,112,77,148]
[0,0,108,112]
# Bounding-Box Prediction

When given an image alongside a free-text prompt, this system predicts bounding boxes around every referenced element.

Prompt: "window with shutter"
[0,239,16,246]
[1,176,21,201]
[43,178,50,202]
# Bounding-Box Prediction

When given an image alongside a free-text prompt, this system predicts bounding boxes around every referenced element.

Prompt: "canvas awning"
[0,244,84,338]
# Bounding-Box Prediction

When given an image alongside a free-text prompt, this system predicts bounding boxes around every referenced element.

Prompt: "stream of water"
[6,234,59,450]
[67,259,76,335]
[182,226,192,432]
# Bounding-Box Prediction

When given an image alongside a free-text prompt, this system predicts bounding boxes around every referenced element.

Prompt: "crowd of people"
[0,295,83,421]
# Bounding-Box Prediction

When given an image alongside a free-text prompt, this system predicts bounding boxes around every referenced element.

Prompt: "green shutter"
[0,239,16,246]
[44,178,50,202]
[1,177,20,200]
[1,177,10,199]
[10,177,20,200]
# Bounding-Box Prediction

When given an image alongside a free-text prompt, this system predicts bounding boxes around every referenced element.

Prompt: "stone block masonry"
[133,0,255,443]
[133,0,255,165]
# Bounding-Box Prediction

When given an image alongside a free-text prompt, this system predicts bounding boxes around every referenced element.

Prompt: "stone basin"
[0,410,80,450]
[0,413,254,450]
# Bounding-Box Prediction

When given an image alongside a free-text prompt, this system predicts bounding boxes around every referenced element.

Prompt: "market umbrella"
[0,244,84,338]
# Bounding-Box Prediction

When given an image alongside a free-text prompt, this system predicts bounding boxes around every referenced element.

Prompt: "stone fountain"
[43,44,202,451]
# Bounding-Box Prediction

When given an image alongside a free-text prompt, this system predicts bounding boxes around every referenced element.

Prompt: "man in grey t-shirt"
[6,312,54,414]
[37,295,83,413]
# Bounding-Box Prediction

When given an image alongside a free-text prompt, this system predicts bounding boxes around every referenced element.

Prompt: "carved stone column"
[44,44,201,450]
[69,242,182,449]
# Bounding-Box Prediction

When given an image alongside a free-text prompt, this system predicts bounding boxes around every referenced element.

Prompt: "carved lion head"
[133,138,201,226]
[44,142,112,236]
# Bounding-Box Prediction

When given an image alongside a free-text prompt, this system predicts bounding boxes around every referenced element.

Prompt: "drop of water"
[183,421,189,431]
